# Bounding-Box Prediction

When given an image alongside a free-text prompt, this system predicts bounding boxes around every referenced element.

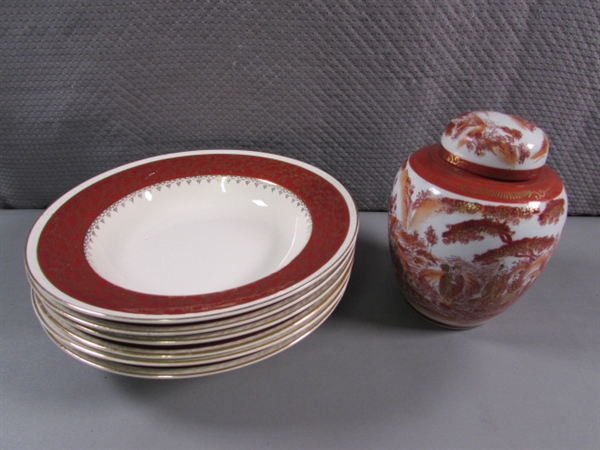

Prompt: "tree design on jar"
[389,112,567,328]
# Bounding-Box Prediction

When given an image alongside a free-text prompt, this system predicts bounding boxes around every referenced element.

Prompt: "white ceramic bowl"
[26,150,358,323]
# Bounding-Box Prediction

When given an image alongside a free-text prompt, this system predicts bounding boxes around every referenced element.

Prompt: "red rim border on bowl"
[26,150,358,322]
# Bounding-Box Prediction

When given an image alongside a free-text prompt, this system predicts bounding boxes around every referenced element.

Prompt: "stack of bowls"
[25,150,358,378]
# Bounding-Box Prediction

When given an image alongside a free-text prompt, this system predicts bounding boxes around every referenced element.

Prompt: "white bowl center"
[84,176,312,296]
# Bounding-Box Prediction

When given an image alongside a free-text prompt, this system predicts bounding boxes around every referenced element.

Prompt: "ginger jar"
[388,111,567,328]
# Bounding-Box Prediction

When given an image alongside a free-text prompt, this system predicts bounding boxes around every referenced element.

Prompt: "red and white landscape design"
[440,111,549,173]
[389,161,567,327]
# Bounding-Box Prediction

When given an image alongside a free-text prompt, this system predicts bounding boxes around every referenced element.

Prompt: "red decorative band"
[35,153,352,316]
[439,146,540,181]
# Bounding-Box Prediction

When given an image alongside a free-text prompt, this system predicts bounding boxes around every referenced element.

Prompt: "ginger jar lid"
[440,111,549,181]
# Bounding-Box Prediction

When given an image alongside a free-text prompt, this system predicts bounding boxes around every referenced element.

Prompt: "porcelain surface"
[32,274,346,377]
[26,149,358,322]
[440,111,549,180]
[85,175,312,296]
[28,246,354,336]
[389,112,567,328]
[35,254,353,346]
[26,149,358,377]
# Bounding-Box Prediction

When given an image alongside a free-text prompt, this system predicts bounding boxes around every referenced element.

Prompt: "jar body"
[388,144,567,328]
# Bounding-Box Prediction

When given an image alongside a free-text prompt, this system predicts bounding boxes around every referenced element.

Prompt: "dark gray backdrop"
[2,1,599,213]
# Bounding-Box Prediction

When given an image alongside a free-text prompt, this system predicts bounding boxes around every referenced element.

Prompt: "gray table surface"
[1,210,598,450]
